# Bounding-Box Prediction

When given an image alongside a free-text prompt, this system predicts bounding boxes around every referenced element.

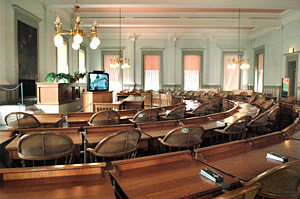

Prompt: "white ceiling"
[43,0,300,39]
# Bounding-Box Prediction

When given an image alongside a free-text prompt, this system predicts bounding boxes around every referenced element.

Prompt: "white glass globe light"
[227,64,232,69]
[72,42,80,50]
[55,41,63,48]
[73,34,83,44]
[91,37,100,47]
[232,63,236,69]
[90,42,97,50]
[240,63,245,69]
[54,34,63,47]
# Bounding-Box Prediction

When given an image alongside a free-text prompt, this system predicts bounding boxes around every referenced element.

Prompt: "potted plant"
[45,72,58,82]
[73,71,86,82]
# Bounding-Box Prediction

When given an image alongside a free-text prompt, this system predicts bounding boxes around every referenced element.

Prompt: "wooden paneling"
[36,83,87,105]
[82,91,113,112]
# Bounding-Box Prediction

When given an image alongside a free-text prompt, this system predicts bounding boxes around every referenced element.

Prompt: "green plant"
[57,73,73,83]
[45,72,58,82]
[73,71,86,81]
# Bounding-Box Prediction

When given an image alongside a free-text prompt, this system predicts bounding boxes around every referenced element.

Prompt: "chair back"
[192,102,209,115]
[207,90,216,97]
[225,115,251,132]
[5,112,42,130]
[160,125,204,148]
[214,183,262,199]
[131,109,159,123]
[18,132,74,164]
[260,99,274,110]
[251,97,265,106]
[267,106,279,122]
[281,96,295,104]
[244,160,300,198]
[247,93,257,104]
[91,129,142,157]
[88,110,120,126]
[248,110,269,126]
[164,106,186,119]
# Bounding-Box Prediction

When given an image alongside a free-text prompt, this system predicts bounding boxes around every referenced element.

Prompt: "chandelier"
[53,0,100,50]
[110,8,131,69]
[227,9,250,70]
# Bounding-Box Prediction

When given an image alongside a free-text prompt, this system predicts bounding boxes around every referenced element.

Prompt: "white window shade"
[104,55,120,91]
[224,55,239,91]
[184,55,200,91]
[144,55,160,91]
[57,42,68,74]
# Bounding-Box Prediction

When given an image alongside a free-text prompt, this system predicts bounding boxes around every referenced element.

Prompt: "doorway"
[287,61,296,96]
[285,52,298,98]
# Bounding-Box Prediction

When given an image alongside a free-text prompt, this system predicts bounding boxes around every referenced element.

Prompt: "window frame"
[101,50,123,91]
[56,36,69,74]
[254,47,265,92]
[221,51,244,91]
[78,45,86,73]
[141,50,163,91]
[181,51,203,90]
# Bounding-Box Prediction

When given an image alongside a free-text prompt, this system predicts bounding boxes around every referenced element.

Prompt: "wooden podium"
[83,91,113,112]
[36,82,87,105]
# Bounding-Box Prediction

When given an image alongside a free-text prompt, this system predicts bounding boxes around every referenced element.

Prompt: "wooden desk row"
[66,102,188,128]
[107,119,300,199]
[0,163,115,199]
[2,100,245,164]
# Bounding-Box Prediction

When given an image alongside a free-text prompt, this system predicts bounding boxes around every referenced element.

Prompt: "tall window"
[78,48,86,82]
[104,54,121,91]
[184,55,201,90]
[224,54,239,91]
[57,41,68,74]
[256,53,264,93]
[79,49,86,73]
[144,55,160,91]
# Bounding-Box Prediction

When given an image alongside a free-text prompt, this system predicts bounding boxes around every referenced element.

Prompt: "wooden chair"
[160,106,186,120]
[236,91,249,102]
[215,115,251,142]
[281,96,295,104]
[247,110,270,136]
[214,183,262,199]
[251,96,265,107]
[86,129,142,162]
[5,112,42,130]
[244,160,300,198]
[266,106,280,132]
[158,125,204,153]
[259,99,274,113]
[185,102,209,117]
[129,109,159,123]
[183,90,195,100]
[18,132,74,167]
[88,110,120,126]
[247,93,257,104]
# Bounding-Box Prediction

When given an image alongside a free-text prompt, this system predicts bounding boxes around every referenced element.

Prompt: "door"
[287,61,296,97]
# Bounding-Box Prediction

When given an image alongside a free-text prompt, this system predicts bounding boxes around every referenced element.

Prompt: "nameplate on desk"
[216,121,226,126]
[200,168,224,183]
[266,152,289,162]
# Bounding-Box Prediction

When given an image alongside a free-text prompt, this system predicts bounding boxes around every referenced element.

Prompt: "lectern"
[82,91,113,112]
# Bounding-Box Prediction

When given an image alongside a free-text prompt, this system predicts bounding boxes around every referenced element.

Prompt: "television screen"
[87,72,109,91]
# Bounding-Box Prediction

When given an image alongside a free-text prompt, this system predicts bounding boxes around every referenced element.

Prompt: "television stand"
[82,91,113,112]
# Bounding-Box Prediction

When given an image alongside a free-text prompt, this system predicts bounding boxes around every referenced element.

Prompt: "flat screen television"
[87,71,109,91]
